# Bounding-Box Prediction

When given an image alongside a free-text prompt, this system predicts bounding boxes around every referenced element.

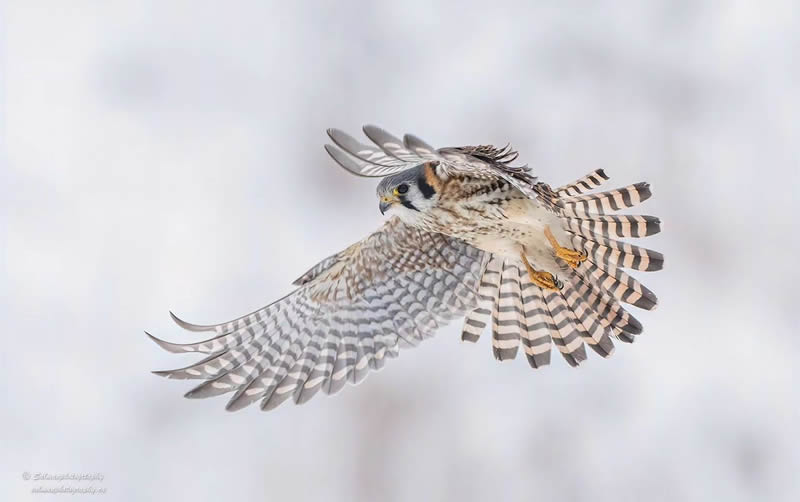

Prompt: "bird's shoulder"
[438,172,520,201]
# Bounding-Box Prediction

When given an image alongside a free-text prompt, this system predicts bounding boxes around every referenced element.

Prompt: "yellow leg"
[520,252,562,290]
[544,226,587,269]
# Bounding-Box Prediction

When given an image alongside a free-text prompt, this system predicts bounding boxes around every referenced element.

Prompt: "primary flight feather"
[148,125,663,412]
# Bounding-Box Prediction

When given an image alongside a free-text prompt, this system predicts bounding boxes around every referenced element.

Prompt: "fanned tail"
[461,170,662,368]
[557,171,662,347]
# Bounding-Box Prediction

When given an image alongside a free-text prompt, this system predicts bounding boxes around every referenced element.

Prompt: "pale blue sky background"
[3,1,799,501]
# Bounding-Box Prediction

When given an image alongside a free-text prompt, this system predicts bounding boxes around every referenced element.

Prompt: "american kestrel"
[148,125,663,412]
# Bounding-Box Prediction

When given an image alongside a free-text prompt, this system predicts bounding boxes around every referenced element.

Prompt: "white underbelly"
[467,201,569,273]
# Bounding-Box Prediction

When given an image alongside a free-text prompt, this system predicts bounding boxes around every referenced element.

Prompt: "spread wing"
[326,125,542,199]
[148,217,487,412]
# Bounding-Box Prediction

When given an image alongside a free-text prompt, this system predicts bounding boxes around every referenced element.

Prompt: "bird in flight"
[148,125,663,412]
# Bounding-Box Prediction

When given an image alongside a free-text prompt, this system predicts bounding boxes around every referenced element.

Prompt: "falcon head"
[376,161,442,223]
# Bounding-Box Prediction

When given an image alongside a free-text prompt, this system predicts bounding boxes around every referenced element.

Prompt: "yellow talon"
[520,253,562,290]
[544,225,587,269]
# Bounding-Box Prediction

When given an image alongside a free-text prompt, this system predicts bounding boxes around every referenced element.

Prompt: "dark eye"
[396,183,409,195]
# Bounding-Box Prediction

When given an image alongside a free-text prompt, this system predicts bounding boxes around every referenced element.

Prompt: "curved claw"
[556,249,587,269]
[520,252,562,291]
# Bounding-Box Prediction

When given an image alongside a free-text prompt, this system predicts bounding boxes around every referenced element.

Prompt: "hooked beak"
[379,196,397,215]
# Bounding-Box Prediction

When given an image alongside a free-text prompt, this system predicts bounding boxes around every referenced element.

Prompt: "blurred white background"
[3,1,799,501]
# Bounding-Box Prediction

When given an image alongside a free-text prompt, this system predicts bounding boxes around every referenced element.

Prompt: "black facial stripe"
[417,173,436,199]
[400,199,419,212]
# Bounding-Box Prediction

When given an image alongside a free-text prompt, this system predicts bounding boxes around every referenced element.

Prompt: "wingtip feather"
[225,394,254,412]
[145,331,188,354]
[324,144,378,178]
[169,311,215,332]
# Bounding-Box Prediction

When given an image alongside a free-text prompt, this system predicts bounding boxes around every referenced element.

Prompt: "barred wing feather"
[150,218,486,411]
[325,125,539,199]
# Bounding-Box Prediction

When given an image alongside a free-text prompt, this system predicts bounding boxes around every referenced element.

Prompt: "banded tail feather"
[542,289,588,367]
[560,279,615,357]
[491,261,523,361]
[569,271,643,336]
[613,327,636,344]
[564,214,661,239]
[462,309,490,343]
[461,257,503,342]
[555,169,610,197]
[569,233,664,272]
[559,182,652,217]
[574,259,659,311]
[518,275,553,369]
